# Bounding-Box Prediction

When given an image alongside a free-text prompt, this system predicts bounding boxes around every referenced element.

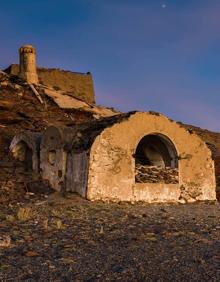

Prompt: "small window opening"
[135,134,179,184]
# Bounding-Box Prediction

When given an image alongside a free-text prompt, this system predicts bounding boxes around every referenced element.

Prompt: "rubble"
[0,76,75,201]
[41,86,119,117]
[135,164,179,184]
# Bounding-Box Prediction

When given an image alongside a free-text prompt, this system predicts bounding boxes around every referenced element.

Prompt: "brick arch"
[87,112,216,203]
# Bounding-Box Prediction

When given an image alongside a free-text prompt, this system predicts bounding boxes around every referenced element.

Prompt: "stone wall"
[4,64,95,103]
[135,164,179,184]
[5,111,218,203]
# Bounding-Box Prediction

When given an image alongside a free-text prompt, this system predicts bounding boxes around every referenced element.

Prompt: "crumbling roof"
[40,86,118,117]
[0,70,94,156]
[70,112,139,152]
[41,126,78,150]
[42,112,147,152]
[0,71,119,123]
[0,70,119,159]
[41,113,137,152]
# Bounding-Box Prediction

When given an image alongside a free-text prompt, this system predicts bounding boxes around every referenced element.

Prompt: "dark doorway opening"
[135,134,179,184]
[11,141,33,171]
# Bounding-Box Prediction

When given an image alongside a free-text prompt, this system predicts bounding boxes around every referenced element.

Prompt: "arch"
[87,112,216,203]
[10,132,41,173]
[135,133,178,168]
[11,140,33,171]
[134,133,179,184]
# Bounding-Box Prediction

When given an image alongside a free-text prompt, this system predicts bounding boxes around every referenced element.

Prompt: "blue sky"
[1,0,220,131]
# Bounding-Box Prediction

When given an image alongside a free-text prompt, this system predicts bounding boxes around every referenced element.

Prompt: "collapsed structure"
[1,44,219,203]
[10,112,216,203]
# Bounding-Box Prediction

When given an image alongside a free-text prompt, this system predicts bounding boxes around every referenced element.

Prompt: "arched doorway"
[134,134,179,184]
[11,141,33,171]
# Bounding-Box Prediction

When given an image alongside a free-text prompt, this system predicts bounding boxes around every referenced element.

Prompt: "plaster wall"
[134,183,180,202]
[87,112,216,203]
[40,127,67,191]
[41,148,67,191]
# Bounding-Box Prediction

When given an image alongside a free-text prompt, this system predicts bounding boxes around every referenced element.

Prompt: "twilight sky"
[1,0,220,131]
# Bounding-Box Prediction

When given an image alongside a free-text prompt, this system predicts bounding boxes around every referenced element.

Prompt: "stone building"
[12,111,215,203]
[5,45,95,103]
[83,112,216,203]
[2,44,218,203]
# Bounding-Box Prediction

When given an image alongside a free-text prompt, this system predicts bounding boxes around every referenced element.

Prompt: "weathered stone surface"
[135,164,179,184]
[133,183,180,202]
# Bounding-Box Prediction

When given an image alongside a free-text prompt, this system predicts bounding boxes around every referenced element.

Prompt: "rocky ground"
[1,71,220,281]
[0,193,220,281]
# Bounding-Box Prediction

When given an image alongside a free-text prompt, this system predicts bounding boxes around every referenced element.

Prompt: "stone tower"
[19,45,39,84]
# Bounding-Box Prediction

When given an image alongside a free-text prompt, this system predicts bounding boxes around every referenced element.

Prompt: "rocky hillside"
[0,71,117,154]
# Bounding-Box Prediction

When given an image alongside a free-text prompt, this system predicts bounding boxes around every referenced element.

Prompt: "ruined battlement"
[4,45,95,103]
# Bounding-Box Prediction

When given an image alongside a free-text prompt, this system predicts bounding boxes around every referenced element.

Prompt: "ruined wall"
[38,68,95,103]
[40,127,67,191]
[4,64,95,103]
[10,132,41,173]
[87,112,216,203]
[135,165,179,184]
